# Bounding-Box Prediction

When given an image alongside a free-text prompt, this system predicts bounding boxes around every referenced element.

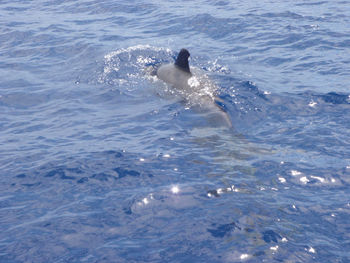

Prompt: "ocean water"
[1,0,350,262]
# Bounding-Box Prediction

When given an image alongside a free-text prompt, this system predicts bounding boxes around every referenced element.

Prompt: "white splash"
[104,45,170,61]
[187,76,200,88]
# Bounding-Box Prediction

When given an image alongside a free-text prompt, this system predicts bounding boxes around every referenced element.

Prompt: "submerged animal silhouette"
[154,48,232,128]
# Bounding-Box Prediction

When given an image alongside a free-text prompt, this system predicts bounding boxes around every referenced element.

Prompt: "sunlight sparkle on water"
[291,170,302,176]
[308,247,316,253]
[308,100,317,107]
[270,245,279,251]
[278,177,286,183]
[300,176,310,184]
[171,186,180,194]
[240,254,250,260]
[310,175,325,183]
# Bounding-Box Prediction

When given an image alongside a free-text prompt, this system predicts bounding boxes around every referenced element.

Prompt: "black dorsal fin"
[174,48,191,74]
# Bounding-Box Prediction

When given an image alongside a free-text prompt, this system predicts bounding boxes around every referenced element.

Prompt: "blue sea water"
[1,0,350,262]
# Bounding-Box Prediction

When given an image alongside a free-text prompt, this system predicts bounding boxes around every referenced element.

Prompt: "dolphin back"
[157,63,191,88]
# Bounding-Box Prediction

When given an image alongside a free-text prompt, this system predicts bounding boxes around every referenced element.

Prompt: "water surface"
[1,0,350,262]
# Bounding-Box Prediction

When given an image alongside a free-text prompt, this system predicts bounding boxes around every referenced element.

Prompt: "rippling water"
[1,0,350,262]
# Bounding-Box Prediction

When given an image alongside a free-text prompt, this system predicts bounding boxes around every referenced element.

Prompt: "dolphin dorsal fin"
[174,48,191,74]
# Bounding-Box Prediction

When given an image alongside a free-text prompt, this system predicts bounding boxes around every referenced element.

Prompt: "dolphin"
[156,48,192,89]
[154,48,232,128]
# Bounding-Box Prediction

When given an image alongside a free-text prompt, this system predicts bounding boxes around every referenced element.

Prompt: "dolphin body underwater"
[152,48,232,128]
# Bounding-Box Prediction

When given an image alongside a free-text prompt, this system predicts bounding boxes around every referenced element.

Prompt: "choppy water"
[1,0,350,262]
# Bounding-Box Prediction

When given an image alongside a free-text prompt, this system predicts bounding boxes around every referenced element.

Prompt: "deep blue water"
[1,0,350,262]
